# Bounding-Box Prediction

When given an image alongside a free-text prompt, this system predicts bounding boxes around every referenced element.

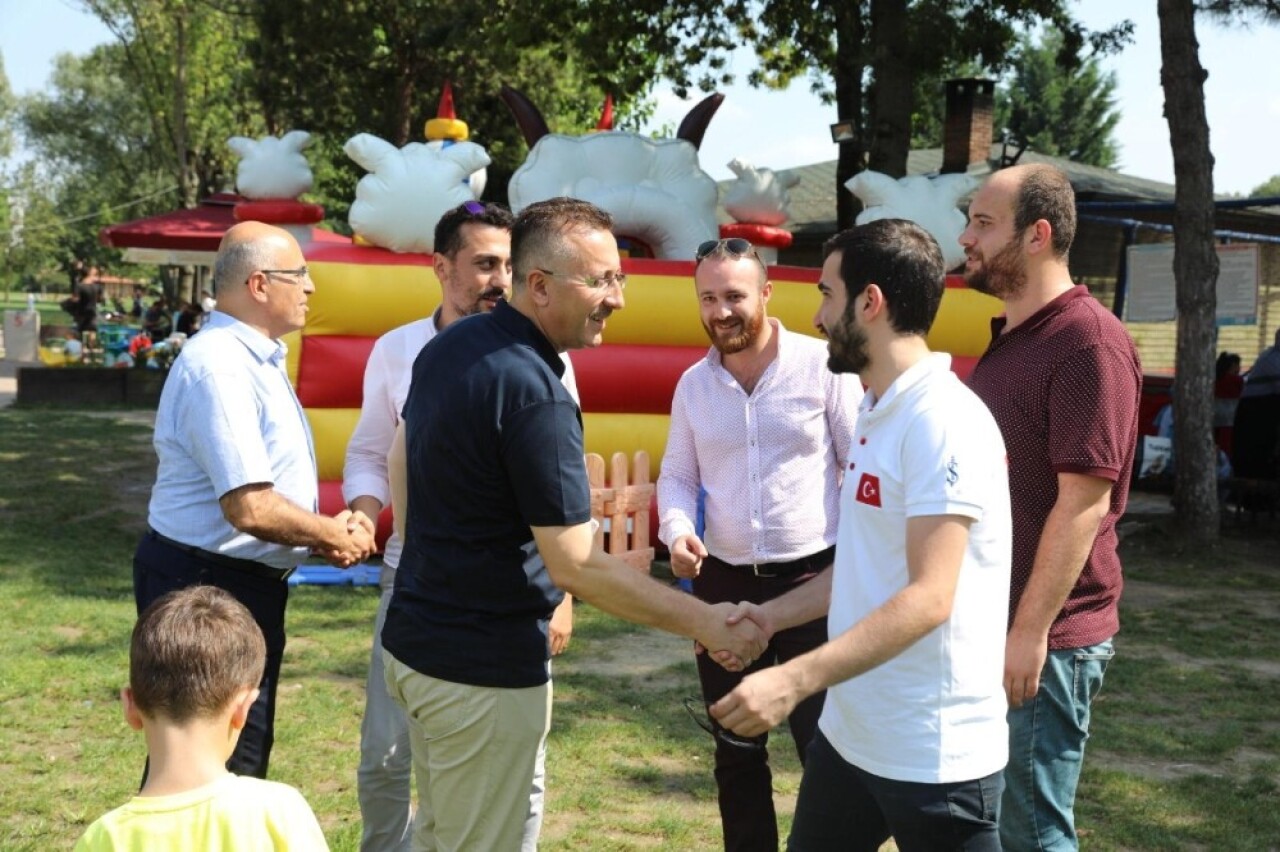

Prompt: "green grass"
[1,407,1278,850]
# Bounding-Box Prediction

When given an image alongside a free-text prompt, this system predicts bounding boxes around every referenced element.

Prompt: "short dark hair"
[1012,165,1076,258]
[822,219,945,336]
[511,197,614,289]
[130,586,266,723]
[433,201,514,259]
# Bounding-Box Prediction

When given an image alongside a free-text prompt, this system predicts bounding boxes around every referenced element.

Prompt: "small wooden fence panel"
[585,451,655,573]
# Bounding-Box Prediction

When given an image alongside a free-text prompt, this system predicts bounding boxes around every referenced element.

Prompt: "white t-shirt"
[819,353,1011,784]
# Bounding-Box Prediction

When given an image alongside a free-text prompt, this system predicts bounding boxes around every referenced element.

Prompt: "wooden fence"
[586,450,655,573]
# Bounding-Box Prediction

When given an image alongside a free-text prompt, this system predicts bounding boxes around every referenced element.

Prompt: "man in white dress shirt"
[134,221,377,780]
[657,237,861,852]
[343,201,575,851]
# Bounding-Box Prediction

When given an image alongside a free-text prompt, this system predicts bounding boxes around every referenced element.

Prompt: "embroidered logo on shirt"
[946,455,959,486]
[855,473,882,507]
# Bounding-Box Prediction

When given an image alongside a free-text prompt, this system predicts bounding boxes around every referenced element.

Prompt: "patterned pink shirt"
[658,320,862,565]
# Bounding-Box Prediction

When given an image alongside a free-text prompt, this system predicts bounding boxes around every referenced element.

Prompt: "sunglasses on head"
[462,200,486,216]
[695,238,766,269]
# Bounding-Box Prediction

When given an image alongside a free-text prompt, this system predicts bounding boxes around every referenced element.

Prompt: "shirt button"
[859,437,867,445]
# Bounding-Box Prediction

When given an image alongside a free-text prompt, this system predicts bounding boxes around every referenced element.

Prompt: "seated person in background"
[142,295,172,339]
[1214,352,1244,457]
[74,586,329,851]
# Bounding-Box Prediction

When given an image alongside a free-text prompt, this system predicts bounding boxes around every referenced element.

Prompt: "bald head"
[212,222,298,296]
[211,221,312,338]
[1000,164,1077,258]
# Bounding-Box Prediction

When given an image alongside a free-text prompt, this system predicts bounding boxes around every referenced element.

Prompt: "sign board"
[1125,242,1259,325]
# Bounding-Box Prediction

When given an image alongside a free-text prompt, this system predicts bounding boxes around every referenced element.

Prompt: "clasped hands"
[320,509,378,568]
[696,601,775,673]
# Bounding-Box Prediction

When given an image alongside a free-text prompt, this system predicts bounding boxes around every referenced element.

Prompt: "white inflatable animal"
[508,134,718,259]
[722,158,800,226]
[344,134,491,254]
[845,171,978,271]
[501,87,723,260]
[227,131,314,200]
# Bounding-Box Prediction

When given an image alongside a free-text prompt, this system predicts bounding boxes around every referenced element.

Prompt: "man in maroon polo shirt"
[962,164,1142,852]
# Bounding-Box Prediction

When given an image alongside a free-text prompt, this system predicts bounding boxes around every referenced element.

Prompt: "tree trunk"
[172,11,196,208]
[833,2,866,231]
[866,0,911,178]
[1158,0,1219,541]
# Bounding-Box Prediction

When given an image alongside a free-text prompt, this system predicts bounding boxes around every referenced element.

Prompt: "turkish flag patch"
[855,473,882,507]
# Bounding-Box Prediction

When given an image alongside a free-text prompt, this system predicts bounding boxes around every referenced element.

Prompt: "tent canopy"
[100,192,346,266]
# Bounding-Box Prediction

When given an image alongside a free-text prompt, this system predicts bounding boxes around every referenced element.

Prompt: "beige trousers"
[383,650,551,852]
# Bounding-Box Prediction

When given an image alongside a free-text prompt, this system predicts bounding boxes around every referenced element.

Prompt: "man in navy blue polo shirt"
[382,197,769,851]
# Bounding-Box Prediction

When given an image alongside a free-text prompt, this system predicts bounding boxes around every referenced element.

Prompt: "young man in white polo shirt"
[710,218,1012,851]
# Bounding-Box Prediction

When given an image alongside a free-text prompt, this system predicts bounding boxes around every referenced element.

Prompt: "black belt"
[147,529,295,582]
[716,545,836,579]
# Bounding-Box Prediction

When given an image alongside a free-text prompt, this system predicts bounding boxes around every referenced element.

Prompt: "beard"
[826,310,870,375]
[964,236,1027,300]
[703,304,766,355]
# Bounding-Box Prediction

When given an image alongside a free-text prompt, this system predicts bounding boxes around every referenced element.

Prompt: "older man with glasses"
[133,220,377,781]
[658,237,862,852]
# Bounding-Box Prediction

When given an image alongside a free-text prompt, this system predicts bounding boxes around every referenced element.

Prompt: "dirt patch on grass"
[569,626,693,686]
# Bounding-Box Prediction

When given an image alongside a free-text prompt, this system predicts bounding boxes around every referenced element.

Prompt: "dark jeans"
[694,553,829,852]
[133,533,289,778]
[789,732,1004,852]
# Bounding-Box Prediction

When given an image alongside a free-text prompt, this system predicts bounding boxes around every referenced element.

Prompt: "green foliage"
[999,29,1121,167]
[1249,174,1280,198]
[0,51,15,161]
[244,0,657,220]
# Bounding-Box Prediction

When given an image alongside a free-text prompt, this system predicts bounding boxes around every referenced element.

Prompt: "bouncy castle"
[245,86,1003,545]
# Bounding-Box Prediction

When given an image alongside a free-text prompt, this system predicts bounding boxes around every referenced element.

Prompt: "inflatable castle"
[229,85,1002,549]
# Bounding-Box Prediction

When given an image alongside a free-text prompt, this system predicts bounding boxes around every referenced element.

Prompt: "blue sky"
[3,0,1279,194]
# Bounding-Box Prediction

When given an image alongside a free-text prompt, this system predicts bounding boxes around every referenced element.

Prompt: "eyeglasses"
[257,267,310,284]
[682,697,763,751]
[695,238,766,271]
[537,267,627,292]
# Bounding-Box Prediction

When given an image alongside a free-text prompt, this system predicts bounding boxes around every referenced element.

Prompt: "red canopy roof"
[100,192,346,252]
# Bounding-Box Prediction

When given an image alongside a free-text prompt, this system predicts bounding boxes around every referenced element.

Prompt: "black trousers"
[132,532,290,778]
[693,553,829,852]
[789,732,1003,852]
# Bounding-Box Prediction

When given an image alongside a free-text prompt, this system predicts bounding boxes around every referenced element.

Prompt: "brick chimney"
[942,78,995,174]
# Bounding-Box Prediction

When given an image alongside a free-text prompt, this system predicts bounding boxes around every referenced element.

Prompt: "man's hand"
[549,595,574,656]
[323,510,377,568]
[670,534,708,579]
[698,602,767,672]
[346,508,377,538]
[707,601,776,669]
[709,665,801,737]
[1004,626,1048,708]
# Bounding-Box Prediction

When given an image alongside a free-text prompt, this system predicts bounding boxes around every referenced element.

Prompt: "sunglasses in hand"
[683,696,764,751]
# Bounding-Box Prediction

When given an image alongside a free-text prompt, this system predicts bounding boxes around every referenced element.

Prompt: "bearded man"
[656,237,862,852]
[963,164,1141,852]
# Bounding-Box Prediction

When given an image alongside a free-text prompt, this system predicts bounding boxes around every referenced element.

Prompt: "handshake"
[696,600,775,673]
[316,509,378,568]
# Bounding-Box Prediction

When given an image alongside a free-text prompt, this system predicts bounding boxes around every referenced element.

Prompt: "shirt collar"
[490,299,566,378]
[860,352,952,419]
[205,310,288,366]
[989,284,1089,343]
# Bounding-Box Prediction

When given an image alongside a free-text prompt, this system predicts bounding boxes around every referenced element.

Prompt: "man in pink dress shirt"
[657,237,862,852]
